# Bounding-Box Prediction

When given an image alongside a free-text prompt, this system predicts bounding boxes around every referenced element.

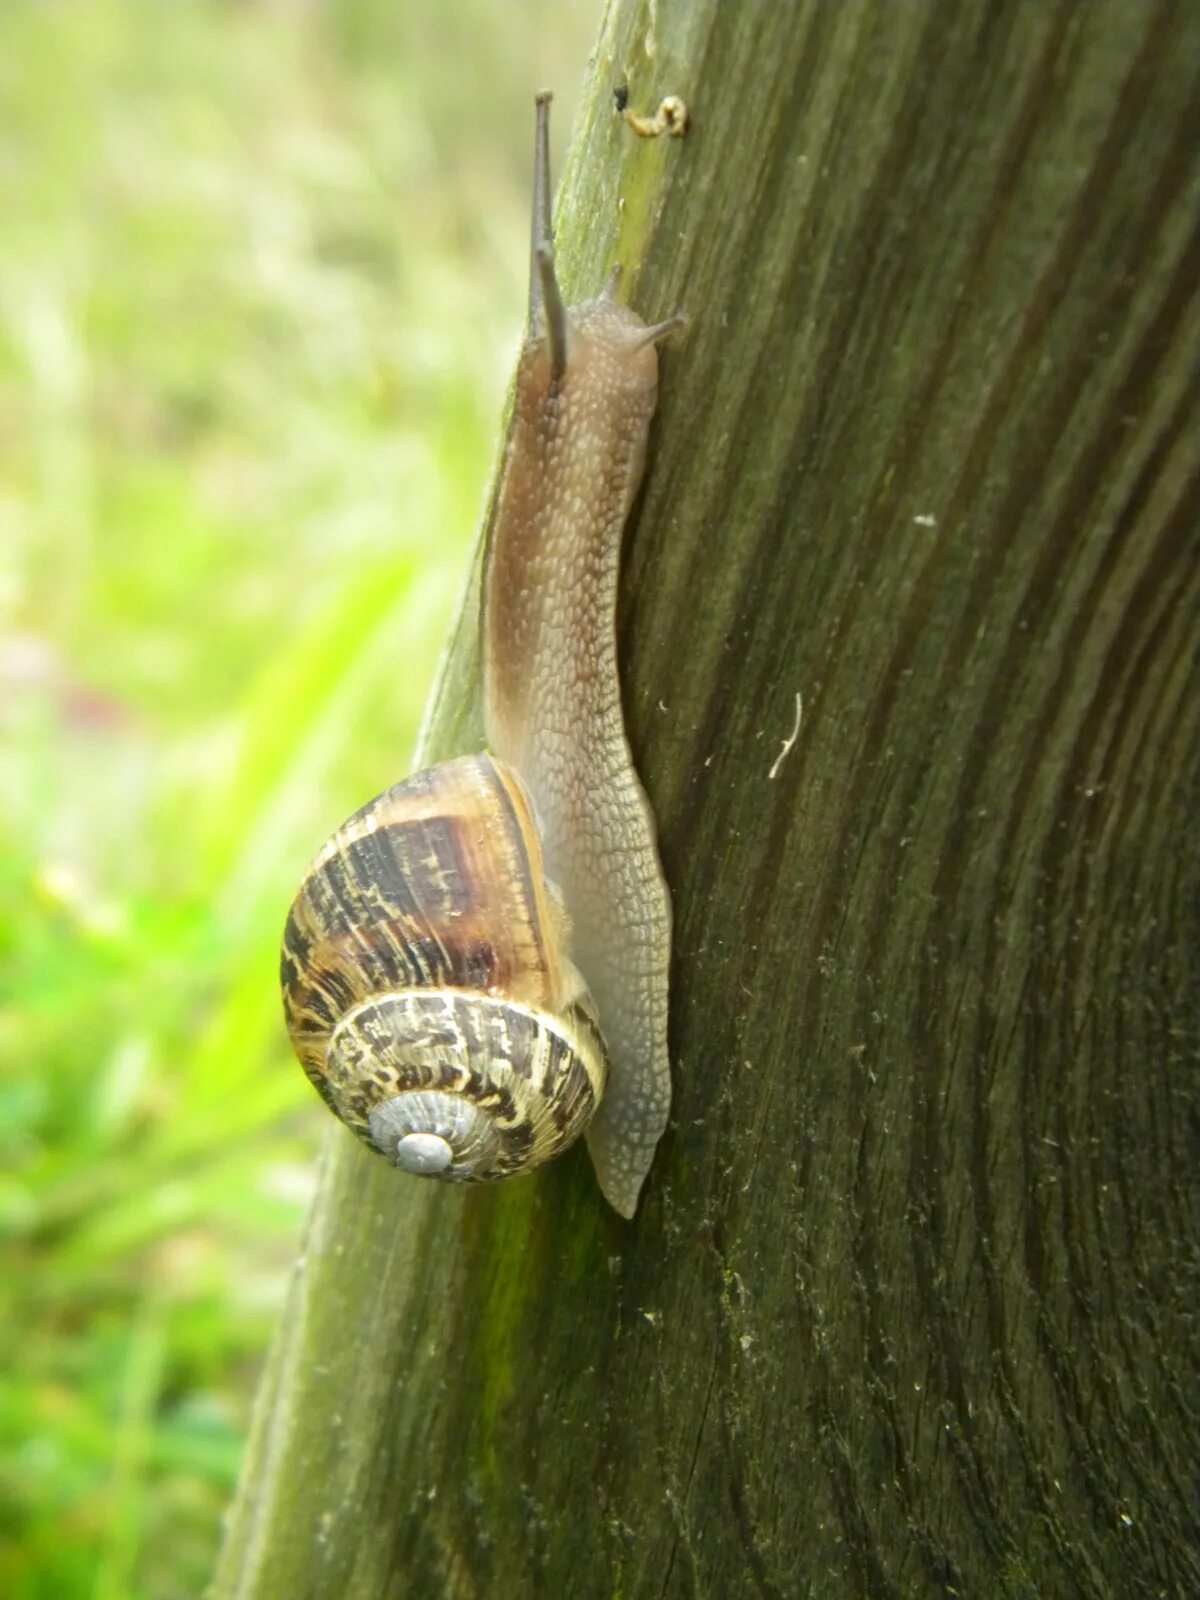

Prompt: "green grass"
[0,2,593,1594]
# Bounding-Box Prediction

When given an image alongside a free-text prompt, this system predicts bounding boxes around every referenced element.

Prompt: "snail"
[280,92,681,1217]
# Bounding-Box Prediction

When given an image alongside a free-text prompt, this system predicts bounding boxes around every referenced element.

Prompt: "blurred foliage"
[0,1,595,1594]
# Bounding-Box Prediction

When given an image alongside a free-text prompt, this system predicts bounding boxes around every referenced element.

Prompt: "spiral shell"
[280,753,607,1182]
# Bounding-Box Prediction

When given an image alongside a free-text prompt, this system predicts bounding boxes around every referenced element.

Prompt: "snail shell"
[280,753,606,1180]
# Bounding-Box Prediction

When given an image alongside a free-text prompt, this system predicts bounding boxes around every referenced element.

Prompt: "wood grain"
[215,3,1199,1596]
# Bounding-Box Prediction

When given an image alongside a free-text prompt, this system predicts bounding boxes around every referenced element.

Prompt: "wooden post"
[214,4,1200,1595]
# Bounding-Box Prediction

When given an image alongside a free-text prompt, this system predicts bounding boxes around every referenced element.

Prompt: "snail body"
[281,93,680,1216]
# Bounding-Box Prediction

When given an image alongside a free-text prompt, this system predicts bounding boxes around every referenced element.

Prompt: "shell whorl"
[370,1093,499,1176]
[327,988,603,1180]
[280,753,607,1182]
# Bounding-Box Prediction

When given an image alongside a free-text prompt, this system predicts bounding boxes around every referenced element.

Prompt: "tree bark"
[213,3,1199,1596]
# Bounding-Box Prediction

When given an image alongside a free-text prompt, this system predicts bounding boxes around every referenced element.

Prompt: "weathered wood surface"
[214,3,1199,1596]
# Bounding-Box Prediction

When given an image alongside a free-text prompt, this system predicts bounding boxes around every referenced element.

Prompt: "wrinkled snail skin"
[482,94,678,1217]
[280,92,678,1216]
